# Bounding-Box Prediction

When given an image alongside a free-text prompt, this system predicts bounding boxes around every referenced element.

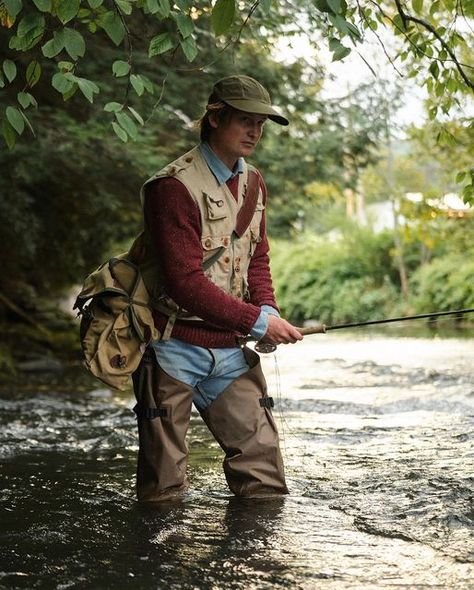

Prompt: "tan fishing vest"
[140,146,265,334]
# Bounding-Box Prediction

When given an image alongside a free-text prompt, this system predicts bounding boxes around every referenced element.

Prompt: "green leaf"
[64,27,85,60]
[112,60,130,77]
[0,72,4,89]
[104,102,123,112]
[17,12,44,37]
[88,0,103,8]
[6,105,24,134]
[127,106,144,125]
[180,35,197,62]
[56,0,80,24]
[32,0,52,11]
[58,60,74,72]
[3,0,22,18]
[346,22,362,40]
[455,171,466,183]
[211,0,235,36]
[156,0,170,17]
[52,72,75,93]
[429,61,439,79]
[328,13,349,35]
[259,0,271,14]
[327,0,341,13]
[392,13,406,33]
[148,32,174,57]
[175,13,194,38]
[146,0,159,14]
[2,118,16,149]
[26,60,41,87]
[430,0,440,16]
[76,77,100,102]
[112,121,128,142]
[17,91,36,109]
[139,74,154,94]
[329,37,351,61]
[42,29,66,58]
[20,110,34,135]
[3,59,17,83]
[115,0,133,15]
[116,111,138,139]
[17,92,30,109]
[412,0,423,13]
[101,11,126,45]
[130,74,144,96]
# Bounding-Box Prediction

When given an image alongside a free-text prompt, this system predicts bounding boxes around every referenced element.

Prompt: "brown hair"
[198,100,234,141]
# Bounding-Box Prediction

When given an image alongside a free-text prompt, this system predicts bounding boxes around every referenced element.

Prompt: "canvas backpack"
[73,247,158,391]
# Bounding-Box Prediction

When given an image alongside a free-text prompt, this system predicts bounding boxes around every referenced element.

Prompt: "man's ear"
[208,111,219,129]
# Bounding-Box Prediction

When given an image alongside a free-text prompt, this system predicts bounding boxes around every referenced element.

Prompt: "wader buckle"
[133,405,168,419]
[259,397,274,409]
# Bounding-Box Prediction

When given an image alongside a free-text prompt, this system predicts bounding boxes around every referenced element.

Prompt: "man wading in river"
[132,75,303,502]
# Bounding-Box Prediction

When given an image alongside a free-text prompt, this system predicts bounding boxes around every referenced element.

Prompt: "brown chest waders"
[132,346,288,502]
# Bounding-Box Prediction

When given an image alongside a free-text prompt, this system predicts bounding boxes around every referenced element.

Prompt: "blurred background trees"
[0,0,472,370]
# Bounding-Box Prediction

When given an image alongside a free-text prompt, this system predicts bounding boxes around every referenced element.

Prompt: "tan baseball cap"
[210,75,289,126]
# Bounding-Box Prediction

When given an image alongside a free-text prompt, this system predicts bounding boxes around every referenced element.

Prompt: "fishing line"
[269,349,327,487]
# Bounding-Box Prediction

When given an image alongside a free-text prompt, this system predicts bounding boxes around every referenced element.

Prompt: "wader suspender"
[161,170,261,340]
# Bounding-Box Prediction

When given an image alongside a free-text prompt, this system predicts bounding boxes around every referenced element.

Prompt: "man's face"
[209,109,267,168]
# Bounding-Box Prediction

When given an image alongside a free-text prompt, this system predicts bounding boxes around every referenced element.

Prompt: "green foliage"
[410,255,474,312]
[270,228,400,324]
[0,0,472,149]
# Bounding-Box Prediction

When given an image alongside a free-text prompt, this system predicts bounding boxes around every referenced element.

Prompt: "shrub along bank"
[269,230,474,326]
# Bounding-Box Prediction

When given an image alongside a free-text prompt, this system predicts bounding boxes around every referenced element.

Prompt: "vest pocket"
[204,192,228,221]
[201,235,232,289]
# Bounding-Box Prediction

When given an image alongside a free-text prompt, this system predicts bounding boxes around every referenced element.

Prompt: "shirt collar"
[199,142,244,185]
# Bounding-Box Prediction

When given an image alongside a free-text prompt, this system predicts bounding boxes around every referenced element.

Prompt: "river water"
[1,334,473,589]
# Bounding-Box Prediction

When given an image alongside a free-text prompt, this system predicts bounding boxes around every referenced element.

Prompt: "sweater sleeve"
[144,177,261,335]
[246,176,279,311]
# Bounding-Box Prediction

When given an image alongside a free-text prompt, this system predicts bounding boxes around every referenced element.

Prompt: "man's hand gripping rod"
[246,308,474,354]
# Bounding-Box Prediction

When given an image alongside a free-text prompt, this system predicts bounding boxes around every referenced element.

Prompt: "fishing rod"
[252,308,474,353]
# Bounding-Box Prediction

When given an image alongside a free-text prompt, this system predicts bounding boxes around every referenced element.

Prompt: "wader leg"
[132,348,194,502]
[199,348,288,498]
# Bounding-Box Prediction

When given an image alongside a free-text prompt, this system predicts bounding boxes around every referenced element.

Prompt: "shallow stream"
[1,334,473,589]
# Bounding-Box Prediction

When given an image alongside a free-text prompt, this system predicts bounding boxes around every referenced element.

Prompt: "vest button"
[235,266,241,273]
[185,157,193,163]
[204,238,212,248]
[223,237,230,246]
[236,291,242,298]
[224,256,230,263]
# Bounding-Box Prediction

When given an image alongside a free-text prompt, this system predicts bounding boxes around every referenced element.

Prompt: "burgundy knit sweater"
[143,173,278,348]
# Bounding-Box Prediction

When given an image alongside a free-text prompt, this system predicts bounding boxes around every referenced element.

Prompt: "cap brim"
[223,99,289,126]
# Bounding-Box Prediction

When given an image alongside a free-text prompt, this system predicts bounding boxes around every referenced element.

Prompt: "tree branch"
[393,0,474,90]
[356,0,404,78]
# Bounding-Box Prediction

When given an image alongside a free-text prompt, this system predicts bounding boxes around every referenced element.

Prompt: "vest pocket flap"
[203,192,227,220]
[201,235,230,251]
